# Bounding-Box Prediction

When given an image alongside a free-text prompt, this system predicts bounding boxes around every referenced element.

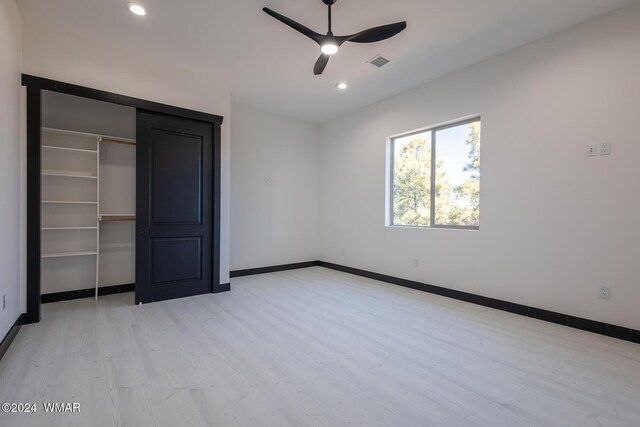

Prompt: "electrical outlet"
[413,258,420,268]
[586,144,597,157]
[599,286,611,300]
[599,143,611,156]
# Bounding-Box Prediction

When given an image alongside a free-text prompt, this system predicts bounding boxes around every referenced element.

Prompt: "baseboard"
[317,261,640,344]
[217,283,231,292]
[41,283,135,304]
[0,314,25,362]
[230,261,320,278]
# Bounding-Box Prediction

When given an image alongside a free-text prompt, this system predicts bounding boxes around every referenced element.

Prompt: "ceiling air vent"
[368,55,391,68]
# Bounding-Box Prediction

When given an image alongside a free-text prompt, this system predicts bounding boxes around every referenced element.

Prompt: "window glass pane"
[434,121,480,226]
[393,131,432,226]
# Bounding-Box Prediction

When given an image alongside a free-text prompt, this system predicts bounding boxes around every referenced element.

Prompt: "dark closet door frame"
[22,74,226,324]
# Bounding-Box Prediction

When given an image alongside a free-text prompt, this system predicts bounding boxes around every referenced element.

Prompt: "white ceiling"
[17,0,637,123]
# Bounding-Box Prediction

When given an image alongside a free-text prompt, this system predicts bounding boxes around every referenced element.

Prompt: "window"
[390,118,480,229]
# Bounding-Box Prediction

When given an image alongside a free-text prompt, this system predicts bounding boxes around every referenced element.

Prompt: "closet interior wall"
[40,91,136,297]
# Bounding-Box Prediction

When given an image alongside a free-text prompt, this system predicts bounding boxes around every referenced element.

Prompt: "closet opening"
[40,91,136,303]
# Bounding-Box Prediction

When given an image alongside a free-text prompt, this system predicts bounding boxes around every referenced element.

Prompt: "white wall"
[20,17,232,286]
[231,104,319,270]
[42,91,136,139]
[0,0,22,339]
[319,3,640,330]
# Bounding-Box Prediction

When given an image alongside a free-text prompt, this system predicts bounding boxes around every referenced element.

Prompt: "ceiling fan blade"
[313,54,330,75]
[344,21,407,44]
[263,8,323,44]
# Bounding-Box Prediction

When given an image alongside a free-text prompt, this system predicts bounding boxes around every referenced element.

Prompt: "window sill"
[386,224,479,231]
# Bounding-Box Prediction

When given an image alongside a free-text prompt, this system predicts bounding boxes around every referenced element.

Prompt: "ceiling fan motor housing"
[263,1,406,75]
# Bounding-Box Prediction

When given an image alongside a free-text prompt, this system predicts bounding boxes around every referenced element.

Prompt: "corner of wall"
[0,0,24,339]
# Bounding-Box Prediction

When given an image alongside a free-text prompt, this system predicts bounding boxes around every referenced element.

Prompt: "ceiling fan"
[263,0,407,75]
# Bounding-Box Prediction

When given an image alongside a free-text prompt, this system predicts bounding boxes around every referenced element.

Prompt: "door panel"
[151,237,202,285]
[136,111,213,303]
[151,130,202,224]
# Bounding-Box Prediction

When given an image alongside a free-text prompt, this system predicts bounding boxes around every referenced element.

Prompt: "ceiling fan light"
[128,3,146,16]
[321,43,339,55]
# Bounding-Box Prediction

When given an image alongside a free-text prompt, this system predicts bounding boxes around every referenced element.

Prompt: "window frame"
[389,116,481,231]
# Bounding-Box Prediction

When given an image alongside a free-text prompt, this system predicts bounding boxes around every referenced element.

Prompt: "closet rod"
[99,136,136,146]
[99,216,136,222]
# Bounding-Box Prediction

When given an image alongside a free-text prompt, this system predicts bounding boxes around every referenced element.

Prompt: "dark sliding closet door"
[135,111,213,303]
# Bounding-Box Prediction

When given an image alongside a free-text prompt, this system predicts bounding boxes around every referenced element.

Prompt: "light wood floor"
[1,267,639,426]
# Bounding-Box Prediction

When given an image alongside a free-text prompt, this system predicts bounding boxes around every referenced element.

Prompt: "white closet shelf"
[41,251,98,259]
[42,226,98,231]
[42,127,100,138]
[42,145,97,154]
[42,200,98,205]
[42,171,98,179]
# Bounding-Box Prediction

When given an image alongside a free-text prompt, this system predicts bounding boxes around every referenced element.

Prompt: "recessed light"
[336,82,348,90]
[128,3,146,16]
